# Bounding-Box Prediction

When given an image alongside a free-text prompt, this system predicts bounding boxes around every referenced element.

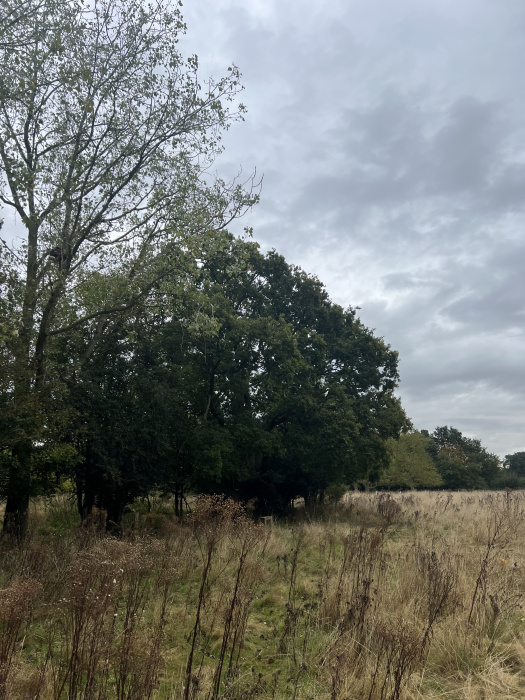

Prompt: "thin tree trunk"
[76,477,96,522]
[3,443,31,540]
[3,217,39,539]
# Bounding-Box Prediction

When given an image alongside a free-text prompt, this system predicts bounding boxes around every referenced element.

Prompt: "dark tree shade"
[61,234,409,523]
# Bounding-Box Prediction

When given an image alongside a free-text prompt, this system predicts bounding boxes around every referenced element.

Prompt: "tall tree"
[181,239,409,511]
[56,236,409,522]
[428,426,500,489]
[504,452,525,477]
[0,0,256,537]
[379,431,443,490]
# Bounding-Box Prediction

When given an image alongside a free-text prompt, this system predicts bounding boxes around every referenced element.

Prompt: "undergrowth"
[2,490,525,699]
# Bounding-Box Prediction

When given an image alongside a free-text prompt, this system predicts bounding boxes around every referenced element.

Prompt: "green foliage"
[63,235,409,520]
[427,426,501,490]
[379,431,443,489]
[504,452,525,477]
[180,239,409,511]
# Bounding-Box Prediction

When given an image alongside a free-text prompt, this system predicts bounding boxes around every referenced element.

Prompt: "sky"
[179,0,525,458]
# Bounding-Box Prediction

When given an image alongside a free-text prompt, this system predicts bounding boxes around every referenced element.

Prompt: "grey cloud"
[427,98,504,194]
[403,347,525,395]
[486,160,525,210]
[440,245,525,332]
[443,287,525,333]
[296,93,510,215]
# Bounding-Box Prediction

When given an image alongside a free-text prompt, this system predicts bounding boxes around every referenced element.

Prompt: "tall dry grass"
[2,490,525,698]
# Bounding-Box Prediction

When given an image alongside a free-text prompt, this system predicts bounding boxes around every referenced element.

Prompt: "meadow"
[2,490,525,699]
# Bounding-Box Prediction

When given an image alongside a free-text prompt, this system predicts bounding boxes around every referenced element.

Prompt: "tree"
[428,426,500,490]
[379,431,443,490]
[179,238,409,512]
[504,452,525,477]
[68,280,210,524]
[50,235,409,523]
[0,0,257,537]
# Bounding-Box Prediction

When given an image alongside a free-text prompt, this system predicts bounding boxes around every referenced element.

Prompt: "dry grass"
[2,490,525,698]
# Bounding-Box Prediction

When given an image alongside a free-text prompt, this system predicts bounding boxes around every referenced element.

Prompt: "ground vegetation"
[1,491,525,699]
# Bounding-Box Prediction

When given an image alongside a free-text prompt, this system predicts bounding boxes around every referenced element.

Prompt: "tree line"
[380,427,524,491]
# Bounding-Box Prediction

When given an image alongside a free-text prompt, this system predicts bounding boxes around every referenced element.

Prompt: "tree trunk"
[2,444,32,540]
[76,477,96,522]
[105,496,125,536]
[4,218,40,540]
[174,484,184,518]
[174,484,180,518]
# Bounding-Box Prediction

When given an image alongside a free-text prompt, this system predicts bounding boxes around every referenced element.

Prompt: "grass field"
[2,490,525,699]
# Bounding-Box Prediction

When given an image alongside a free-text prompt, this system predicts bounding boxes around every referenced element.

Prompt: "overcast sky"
[179,0,525,458]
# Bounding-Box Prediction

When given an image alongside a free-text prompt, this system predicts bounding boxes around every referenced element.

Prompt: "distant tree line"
[379,426,524,491]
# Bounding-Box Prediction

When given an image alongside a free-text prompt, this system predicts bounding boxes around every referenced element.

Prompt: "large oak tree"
[62,236,409,523]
